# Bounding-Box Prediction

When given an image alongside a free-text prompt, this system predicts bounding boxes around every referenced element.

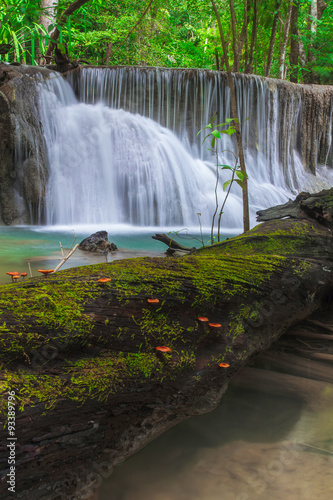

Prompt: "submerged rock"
[79,230,117,253]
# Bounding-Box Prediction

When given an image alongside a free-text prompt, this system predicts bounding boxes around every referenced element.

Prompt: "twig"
[53,244,79,273]
[59,242,65,259]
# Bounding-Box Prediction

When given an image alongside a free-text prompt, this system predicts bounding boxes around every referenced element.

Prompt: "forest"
[1,0,333,84]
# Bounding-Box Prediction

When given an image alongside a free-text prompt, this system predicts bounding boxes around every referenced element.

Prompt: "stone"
[78,230,117,253]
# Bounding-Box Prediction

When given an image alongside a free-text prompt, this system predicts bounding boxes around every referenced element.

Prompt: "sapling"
[198,113,248,244]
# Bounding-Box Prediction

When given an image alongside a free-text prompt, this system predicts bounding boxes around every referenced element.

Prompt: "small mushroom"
[98,278,111,284]
[219,362,230,368]
[12,275,20,282]
[6,272,19,282]
[155,346,171,360]
[21,272,27,279]
[37,269,54,277]
[156,346,171,353]
[147,298,160,304]
[197,317,209,322]
[208,323,222,329]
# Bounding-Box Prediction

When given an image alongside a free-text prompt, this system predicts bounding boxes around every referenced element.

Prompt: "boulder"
[78,230,117,253]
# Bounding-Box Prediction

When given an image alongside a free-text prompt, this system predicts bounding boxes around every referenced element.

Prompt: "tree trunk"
[265,0,282,77]
[36,0,58,64]
[246,0,257,74]
[310,0,318,33]
[278,0,292,79]
[45,0,91,58]
[229,0,239,72]
[210,0,250,232]
[317,0,327,18]
[40,0,58,34]
[289,0,299,83]
[237,0,250,72]
[105,42,113,65]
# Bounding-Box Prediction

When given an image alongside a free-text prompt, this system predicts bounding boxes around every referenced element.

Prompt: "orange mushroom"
[21,272,27,279]
[219,362,230,368]
[156,346,171,353]
[98,278,111,284]
[6,272,19,282]
[208,323,222,328]
[198,317,209,322]
[147,298,160,304]
[12,275,20,282]
[37,269,54,277]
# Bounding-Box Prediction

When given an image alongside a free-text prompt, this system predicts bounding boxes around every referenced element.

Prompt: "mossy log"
[1,190,333,499]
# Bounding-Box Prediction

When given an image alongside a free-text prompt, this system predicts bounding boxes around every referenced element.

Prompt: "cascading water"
[37,67,333,229]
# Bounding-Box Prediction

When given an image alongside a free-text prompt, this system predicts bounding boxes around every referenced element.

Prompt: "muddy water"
[96,353,333,500]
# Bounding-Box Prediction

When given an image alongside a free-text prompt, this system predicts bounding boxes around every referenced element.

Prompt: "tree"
[45,0,91,58]
[210,0,250,233]
[289,0,299,83]
[278,0,292,79]
[265,0,282,77]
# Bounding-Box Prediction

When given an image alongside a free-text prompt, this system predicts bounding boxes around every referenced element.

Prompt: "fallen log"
[152,233,196,254]
[1,188,333,499]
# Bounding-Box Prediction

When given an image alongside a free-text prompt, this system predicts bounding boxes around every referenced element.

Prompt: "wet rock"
[0,63,51,224]
[79,230,117,253]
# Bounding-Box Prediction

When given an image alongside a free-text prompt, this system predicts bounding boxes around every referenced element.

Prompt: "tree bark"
[40,0,58,35]
[237,0,250,71]
[246,0,257,73]
[265,0,282,77]
[290,0,299,83]
[36,0,58,64]
[278,0,292,79]
[151,233,196,253]
[229,0,239,72]
[310,0,318,33]
[105,42,113,65]
[210,0,250,232]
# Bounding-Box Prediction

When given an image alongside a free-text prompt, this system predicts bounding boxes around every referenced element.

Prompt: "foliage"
[198,113,248,245]
[1,1,331,82]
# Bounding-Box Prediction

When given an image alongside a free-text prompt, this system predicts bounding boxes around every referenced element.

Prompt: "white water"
[37,70,333,229]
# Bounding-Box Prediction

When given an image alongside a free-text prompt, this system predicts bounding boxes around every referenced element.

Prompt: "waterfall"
[36,67,333,229]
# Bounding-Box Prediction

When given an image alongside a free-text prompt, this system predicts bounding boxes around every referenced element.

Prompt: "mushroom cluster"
[6,272,28,282]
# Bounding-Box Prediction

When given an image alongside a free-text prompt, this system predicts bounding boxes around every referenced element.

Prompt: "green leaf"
[220,165,234,171]
[202,133,212,143]
[236,171,245,181]
[235,180,244,188]
[211,136,216,148]
[223,179,232,190]
[197,124,212,135]
[227,127,236,135]
[211,130,221,139]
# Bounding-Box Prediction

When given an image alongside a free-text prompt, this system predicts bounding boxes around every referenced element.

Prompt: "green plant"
[198,113,248,245]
